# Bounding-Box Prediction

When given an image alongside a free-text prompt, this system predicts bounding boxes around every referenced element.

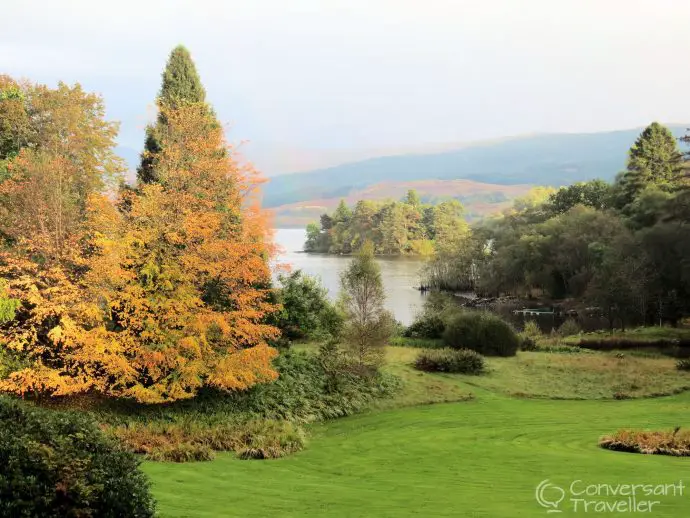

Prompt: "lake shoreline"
[274,228,427,325]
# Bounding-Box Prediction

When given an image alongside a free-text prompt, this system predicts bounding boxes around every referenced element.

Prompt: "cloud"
[3,0,690,174]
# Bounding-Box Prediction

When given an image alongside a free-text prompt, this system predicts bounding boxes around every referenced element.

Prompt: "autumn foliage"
[0,78,278,403]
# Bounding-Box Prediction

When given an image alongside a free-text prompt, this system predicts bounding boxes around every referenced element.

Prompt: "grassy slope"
[145,348,690,517]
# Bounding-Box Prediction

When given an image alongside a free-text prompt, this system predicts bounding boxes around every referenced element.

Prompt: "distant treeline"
[304,191,469,256]
[305,121,690,323]
[467,122,690,328]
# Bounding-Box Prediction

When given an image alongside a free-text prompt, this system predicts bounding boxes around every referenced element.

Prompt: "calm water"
[272,228,427,325]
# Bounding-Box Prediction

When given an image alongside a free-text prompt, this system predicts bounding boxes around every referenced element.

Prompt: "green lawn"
[385,346,690,400]
[144,348,690,517]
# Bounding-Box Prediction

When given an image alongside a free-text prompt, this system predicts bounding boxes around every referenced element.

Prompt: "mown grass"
[145,391,690,517]
[367,347,474,410]
[140,343,690,516]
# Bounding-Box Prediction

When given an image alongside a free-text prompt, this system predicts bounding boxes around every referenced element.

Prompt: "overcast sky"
[2,0,690,174]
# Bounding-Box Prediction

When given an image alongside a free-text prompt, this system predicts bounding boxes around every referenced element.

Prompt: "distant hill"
[271,179,534,228]
[263,126,689,208]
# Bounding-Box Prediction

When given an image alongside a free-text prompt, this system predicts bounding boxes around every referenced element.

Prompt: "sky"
[2,0,690,175]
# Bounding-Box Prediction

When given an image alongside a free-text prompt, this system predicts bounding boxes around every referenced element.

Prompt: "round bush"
[676,359,690,371]
[414,348,485,374]
[404,314,445,339]
[520,336,538,351]
[442,312,520,357]
[558,318,581,337]
[0,397,156,518]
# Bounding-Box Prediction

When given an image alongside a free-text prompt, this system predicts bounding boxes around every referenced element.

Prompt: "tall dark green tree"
[137,45,207,185]
[614,122,683,208]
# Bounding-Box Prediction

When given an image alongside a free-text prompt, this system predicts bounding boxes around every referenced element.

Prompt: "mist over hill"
[262,126,689,208]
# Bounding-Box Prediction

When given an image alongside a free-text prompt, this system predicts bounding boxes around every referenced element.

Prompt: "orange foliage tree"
[0,80,279,402]
[81,103,279,402]
[0,79,124,397]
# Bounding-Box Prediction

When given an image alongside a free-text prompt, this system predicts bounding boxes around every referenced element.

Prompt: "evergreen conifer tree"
[137,45,208,184]
[614,122,683,208]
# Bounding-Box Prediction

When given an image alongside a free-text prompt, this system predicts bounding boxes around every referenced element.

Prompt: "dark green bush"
[442,312,520,357]
[404,313,445,339]
[414,348,485,374]
[230,350,400,421]
[520,336,538,351]
[677,359,690,371]
[76,350,400,463]
[274,270,343,340]
[0,397,156,518]
[95,350,401,427]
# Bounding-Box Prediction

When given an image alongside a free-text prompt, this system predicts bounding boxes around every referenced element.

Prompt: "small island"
[304,190,468,256]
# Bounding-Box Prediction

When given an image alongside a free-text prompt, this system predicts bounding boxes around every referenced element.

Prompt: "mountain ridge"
[270,178,535,228]
[262,125,690,208]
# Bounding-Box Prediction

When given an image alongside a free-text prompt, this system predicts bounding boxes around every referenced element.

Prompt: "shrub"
[146,443,215,462]
[108,419,305,462]
[414,348,485,374]
[522,320,542,338]
[558,318,581,337]
[520,336,538,351]
[274,270,343,340]
[404,313,445,339]
[0,280,19,325]
[519,319,542,351]
[599,427,690,456]
[442,312,520,357]
[0,396,156,518]
[94,349,401,462]
[236,420,307,460]
[677,359,690,371]
[234,350,400,421]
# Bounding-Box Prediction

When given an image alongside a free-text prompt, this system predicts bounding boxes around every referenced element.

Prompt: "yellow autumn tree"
[0,79,123,397]
[0,80,279,403]
[82,103,279,403]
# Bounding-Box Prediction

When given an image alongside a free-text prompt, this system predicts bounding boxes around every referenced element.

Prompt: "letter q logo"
[535,479,565,513]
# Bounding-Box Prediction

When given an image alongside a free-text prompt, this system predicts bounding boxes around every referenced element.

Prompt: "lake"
[272,228,427,325]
